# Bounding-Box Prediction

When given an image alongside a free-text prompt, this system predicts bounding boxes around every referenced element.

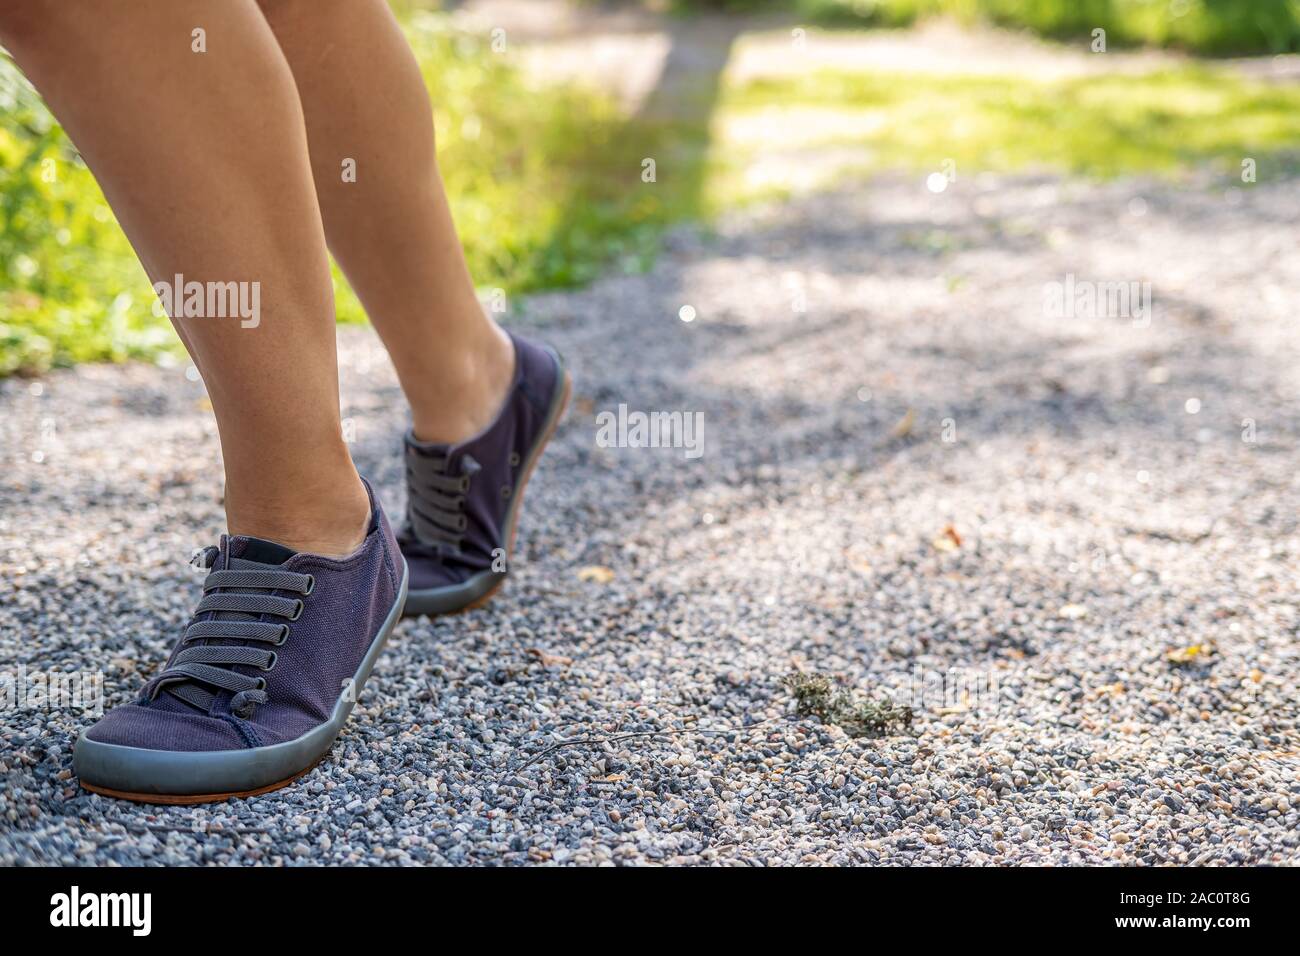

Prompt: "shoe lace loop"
[142,559,314,718]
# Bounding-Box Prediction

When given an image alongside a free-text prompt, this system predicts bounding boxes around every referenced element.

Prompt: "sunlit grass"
[791,0,1300,55]
[709,67,1300,193]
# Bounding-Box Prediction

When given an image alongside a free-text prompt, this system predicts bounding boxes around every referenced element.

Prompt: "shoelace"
[141,547,314,718]
[402,450,481,558]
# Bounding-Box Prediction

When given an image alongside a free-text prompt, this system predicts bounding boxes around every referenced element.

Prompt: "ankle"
[225,470,371,559]
[406,323,514,445]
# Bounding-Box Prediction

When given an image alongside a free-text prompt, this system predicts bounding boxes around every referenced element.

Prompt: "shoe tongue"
[225,535,297,570]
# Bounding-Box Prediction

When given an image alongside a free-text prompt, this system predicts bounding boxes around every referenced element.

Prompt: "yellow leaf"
[889,407,916,439]
[577,565,615,584]
[1166,644,1212,665]
[932,524,962,551]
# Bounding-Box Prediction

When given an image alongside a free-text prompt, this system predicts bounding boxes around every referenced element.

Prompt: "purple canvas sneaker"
[73,479,408,804]
[400,331,571,617]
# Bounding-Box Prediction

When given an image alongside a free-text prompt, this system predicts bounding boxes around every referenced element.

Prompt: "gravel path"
[1,171,1297,866]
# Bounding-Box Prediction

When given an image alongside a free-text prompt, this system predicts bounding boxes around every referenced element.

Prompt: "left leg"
[255,0,573,616]
[255,0,515,446]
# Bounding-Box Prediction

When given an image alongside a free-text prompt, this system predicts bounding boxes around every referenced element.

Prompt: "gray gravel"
[1,171,1297,865]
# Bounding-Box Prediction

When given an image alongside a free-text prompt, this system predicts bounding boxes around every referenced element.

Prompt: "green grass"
[0,63,172,374]
[5,8,1300,375]
[685,0,1300,55]
[404,14,706,296]
[713,66,1300,185]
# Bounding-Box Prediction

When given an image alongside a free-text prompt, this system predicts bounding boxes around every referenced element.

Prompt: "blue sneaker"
[399,332,570,616]
[73,479,408,803]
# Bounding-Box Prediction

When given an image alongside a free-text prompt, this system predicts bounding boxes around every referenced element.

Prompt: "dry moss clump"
[784,671,913,738]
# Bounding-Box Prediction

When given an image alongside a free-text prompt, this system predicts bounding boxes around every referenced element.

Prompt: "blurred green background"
[686,0,1300,54]
[3,0,1299,375]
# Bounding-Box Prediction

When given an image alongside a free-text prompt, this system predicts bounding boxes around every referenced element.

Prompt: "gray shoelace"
[141,549,314,718]
[403,449,480,557]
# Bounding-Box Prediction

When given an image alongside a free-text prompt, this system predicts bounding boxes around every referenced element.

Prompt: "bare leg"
[255,0,515,445]
[0,0,369,556]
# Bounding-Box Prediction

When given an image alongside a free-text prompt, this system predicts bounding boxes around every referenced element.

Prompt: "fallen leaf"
[932,524,962,551]
[576,565,615,584]
[889,407,916,439]
[1166,643,1212,665]
[525,647,573,668]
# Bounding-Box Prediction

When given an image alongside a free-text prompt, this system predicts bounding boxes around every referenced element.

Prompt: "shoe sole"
[74,561,409,805]
[402,349,572,618]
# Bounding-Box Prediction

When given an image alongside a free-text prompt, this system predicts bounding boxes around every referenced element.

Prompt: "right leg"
[0,0,368,556]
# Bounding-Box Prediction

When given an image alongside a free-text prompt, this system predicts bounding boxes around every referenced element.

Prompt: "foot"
[399,332,571,617]
[73,479,408,804]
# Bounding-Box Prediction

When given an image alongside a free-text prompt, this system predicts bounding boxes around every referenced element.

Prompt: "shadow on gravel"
[516,170,1300,599]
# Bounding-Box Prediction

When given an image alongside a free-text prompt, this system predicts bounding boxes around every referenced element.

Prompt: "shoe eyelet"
[500,484,511,499]
[303,574,315,595]
[509,452,521,468]
[455,515,467,531]
[274,624,290,646]
[289,599,304,621]
[255,677,268,691]
[263,651,278,671]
